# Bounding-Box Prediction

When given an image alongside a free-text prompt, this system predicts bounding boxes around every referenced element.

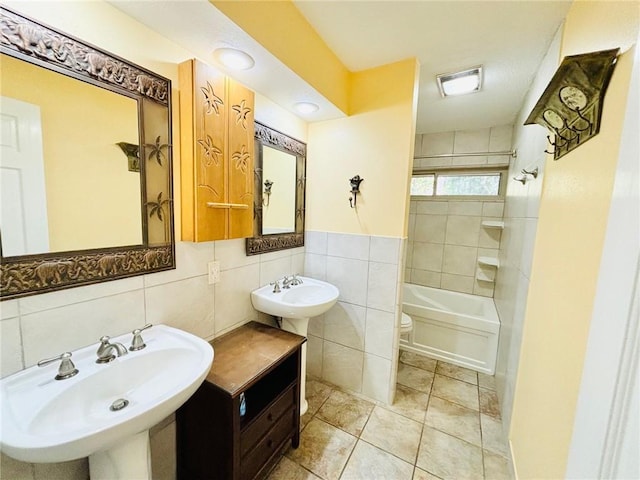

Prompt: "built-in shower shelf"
[478,257,500,268]
[476,268,496,283]
[481,220,505,229]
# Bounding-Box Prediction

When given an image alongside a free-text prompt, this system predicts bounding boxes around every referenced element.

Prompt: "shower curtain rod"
[414,150,517,159]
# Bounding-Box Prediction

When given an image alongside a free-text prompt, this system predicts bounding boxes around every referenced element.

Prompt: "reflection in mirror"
[1,54,143,256]
[262,146,296,234]
[246,122,305,255]
[0,6,175,300]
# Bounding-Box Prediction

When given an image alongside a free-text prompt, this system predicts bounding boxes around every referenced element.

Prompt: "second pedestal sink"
[0,324,213,479]
[251,276,339,415]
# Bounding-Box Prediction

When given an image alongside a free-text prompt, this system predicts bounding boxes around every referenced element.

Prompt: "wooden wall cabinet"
[177,322,305,480]
[179,59,254,242]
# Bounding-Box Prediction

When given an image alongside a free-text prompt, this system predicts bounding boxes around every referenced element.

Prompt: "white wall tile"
[416,201,449,215]
[445,216,481,246]
[362,353,392,403]
[453,128,490,153]
[365,309,395,359]
[259,256,292,286]
[369,236,401,265]
[323,302,366,350]
[308,314,324,337]
[489,125,513,152]
[482,202,505,217]
[412,243,443,272]
[305,231,328,255]
[292,253,305,276]
[213,263,260,334]
[414,215,447,243]
[442,245,477,276]
[451,155,488,167]
[327,232,370,260]
[304,253,327,280]
[326,257,368,306]
[420,132,454,156]
[367,262,398,313]
[1,317,23,378]
[216,238,260,271]
[145,275,215,340]
[448,201,483,216]
[411,269,441,288]
[21,290,145,367]
[144,241,214,288]
[479,225,502,249]
[441,274,475,294]
[322,340,363,392]
[0,300,19,320]
[306,334,323,378]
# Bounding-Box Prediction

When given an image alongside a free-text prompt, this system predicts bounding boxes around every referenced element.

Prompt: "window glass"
[410,175,435,195]
[436,174,501,196]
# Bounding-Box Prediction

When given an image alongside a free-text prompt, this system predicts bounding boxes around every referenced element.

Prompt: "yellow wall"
[212,0,350,115]
[1,54,141,251]
[307,58,420,237]
[509,2,639,478]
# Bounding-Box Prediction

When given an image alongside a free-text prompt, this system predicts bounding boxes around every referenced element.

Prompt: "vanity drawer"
[240,406,296,480]
[240,383,296,457]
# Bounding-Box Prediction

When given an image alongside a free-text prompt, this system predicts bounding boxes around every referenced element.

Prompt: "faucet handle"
[291,274,303,285]
[270,279,281,293]
[38,352,79,380]
[130,323,153,351]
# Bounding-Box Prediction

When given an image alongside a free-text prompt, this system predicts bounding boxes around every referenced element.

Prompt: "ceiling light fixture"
[294,102,319,115]
[212,47,255,70]
[436,66,483,97]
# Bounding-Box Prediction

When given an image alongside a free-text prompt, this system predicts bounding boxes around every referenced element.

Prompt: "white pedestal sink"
[0,325,213,479]
[251,276,339,415]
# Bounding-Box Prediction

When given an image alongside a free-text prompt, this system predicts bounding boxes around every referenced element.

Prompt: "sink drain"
[110,398,129,412]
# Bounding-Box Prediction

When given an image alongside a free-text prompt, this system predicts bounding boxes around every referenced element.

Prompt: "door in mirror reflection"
[262,145,296,234]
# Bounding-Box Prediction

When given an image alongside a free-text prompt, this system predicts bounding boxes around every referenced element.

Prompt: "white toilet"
[400,312,413,335]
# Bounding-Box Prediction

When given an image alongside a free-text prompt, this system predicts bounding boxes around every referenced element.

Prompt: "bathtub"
[401,284,500,375]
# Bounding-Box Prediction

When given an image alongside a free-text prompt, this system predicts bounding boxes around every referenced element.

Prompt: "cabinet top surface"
[205,321,305,395]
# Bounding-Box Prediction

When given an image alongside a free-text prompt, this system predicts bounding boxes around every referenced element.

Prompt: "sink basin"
[251,276,339,319]
[0,324,213,466]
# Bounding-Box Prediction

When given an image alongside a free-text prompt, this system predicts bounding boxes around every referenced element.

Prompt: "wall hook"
[521,167,538,179]
[349,175,364,208]
[262,179,273,206]
[513,174,527,185]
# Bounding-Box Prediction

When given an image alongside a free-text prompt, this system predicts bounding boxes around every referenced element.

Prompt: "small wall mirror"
[246,122,305,255]
[0,7,175,300]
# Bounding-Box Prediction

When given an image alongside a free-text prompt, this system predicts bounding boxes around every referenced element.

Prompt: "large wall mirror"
[0,7,175,300]
[246,122,305,255]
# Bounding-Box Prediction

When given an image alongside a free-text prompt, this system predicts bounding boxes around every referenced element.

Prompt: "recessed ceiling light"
[294,102,319,114]
[436,66,483,97]
[212,48,255,70]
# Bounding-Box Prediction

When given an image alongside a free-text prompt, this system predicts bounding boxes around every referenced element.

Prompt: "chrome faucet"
[96,336,128,364]
[282,274,303,288]
[37,352,79,380]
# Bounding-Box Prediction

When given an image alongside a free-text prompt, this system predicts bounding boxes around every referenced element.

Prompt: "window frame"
[410,167,507,199]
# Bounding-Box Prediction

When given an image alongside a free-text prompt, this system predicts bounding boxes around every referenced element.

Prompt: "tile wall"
[303,231,405,405]
[407,126,512,297]
[493,27,562,434]
[0,238,303,479]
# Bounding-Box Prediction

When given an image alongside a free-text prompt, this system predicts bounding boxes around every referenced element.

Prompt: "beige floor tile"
[387,383,430,423]
[397,363,435,394]
[436,361,478,385]
[317,390,374,436]
[341,440,414,480]
[479,388,501,419]
[361,406,423,463]
[305,378,334,415]
[481,414,509,458]
[400,351,437,372]
[413,467,441,480]
[483,450,514,480]
[286,418,356,480]
[478,373,496,391]
[432,374,479,411]
[417,426,483,480]
[425,396,481,447]
[268,455,322,480]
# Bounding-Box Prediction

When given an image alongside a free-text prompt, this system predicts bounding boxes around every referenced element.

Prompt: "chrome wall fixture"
[349,175,364,208]
[524,48,619,161]
[513,167,539,185]
[263,179,273,206]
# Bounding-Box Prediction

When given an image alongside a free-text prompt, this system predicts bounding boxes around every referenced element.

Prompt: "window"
[411,171,502,197]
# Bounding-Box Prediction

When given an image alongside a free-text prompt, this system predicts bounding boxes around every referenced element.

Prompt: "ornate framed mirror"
[246,122,305,255]
[0,7,175,300]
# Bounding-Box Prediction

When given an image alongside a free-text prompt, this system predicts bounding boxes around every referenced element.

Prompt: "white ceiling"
[111,0,572,134]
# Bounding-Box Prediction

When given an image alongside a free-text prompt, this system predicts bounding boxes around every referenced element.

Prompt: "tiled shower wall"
[407,126,512,297]
[303,231,404,404]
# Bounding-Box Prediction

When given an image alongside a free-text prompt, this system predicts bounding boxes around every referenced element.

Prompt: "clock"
[559,86,588,111]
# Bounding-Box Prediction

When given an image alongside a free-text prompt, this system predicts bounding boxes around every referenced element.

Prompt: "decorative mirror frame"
[0,7,175,300]
[246,121,305,255]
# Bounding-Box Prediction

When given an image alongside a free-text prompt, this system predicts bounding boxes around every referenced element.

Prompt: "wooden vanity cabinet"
[179,58,255,242]
[177,322,305,480]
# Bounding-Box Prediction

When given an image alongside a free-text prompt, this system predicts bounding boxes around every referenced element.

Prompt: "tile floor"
[267,351,514,480]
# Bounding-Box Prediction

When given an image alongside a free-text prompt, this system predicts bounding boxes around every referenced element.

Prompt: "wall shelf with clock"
[524,48,619,161]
